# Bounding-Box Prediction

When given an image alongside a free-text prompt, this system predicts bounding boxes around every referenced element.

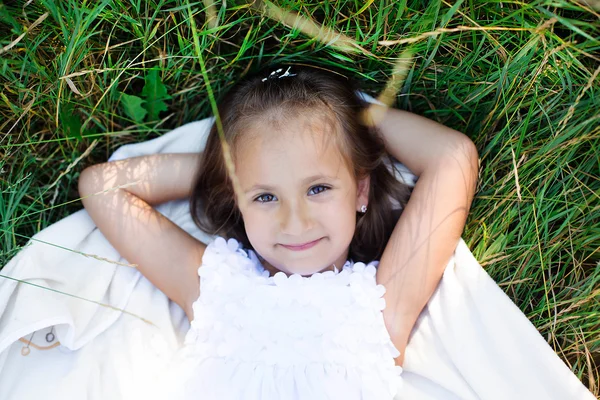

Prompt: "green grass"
[1,0,599,394]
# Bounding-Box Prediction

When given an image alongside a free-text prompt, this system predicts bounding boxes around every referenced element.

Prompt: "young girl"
[78,64,479,399]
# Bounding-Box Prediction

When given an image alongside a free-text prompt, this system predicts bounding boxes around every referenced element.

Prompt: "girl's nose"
[279,200,313,235]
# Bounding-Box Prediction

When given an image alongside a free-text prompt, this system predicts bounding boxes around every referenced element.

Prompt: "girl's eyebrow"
[244,174,340,193]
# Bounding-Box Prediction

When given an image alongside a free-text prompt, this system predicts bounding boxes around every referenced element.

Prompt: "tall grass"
[1,0,598,394]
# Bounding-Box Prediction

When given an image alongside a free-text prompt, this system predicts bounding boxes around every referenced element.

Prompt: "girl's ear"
[355,175,370,211]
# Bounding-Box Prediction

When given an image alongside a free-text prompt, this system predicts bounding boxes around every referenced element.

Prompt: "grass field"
[1,0,599,395]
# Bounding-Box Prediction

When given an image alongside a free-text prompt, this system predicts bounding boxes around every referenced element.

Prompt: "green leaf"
[120,92,147,123]
[482,233,507,261]
[141,68,171,121]
[59,103,82,141]
[328,51,354,63]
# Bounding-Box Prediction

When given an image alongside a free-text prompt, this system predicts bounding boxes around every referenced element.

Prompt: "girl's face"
[234,113,370,277]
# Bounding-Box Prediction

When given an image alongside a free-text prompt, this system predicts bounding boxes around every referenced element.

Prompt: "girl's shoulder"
[203,235,247,259]
[199,235,268,279]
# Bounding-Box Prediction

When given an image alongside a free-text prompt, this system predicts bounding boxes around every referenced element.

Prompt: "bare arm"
[370,104,475,177]
[81,153,203,205]
[369,105,480,366]
[78,153,206,321]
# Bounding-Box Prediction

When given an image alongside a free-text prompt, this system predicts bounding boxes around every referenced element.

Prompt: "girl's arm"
[78,153,207,321]
[369,104,480,367]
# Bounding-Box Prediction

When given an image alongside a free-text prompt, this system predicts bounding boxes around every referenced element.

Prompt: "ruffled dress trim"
[174,236,403,400]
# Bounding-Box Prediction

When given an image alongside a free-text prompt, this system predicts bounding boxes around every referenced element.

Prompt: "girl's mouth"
[280,238,322,251]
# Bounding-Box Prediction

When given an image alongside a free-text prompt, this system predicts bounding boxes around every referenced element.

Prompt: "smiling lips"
[280,238,322,251]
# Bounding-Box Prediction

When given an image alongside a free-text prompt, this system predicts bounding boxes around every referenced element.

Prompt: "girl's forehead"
[234,115,351,183]
[238,112,343,158]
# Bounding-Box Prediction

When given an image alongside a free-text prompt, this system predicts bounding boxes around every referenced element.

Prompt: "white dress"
[155,236,403,400]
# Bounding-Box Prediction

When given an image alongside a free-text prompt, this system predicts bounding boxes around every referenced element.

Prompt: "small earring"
[360,205,367,213]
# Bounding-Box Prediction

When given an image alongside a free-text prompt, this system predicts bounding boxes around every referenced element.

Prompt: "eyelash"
[254,185,331,204]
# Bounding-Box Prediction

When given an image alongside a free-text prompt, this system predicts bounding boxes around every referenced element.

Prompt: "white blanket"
[0,93,594,400]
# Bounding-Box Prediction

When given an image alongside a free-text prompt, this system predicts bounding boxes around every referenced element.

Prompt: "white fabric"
[0,92,595,400]
[148,236,403,400]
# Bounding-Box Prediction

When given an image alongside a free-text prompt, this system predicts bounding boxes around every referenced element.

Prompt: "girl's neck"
[258,255,340,278]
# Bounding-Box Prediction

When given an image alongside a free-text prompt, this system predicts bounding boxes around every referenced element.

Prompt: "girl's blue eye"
[308,185,330,195]
[255,193,277,203]
[254,185,330,203]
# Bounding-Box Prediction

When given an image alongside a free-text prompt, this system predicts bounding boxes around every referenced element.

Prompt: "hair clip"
[261,66,297,82]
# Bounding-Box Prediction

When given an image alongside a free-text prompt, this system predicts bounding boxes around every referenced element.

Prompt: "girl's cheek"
[252,208,277,228]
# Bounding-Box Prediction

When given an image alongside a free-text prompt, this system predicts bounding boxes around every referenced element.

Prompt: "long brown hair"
[190,63,412,263]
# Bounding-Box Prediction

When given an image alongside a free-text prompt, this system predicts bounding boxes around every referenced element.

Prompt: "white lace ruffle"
[175,236,403,399]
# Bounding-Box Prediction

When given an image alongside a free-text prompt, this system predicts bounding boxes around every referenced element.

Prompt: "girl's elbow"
[78,167,103,203]
[78,169,90,198]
